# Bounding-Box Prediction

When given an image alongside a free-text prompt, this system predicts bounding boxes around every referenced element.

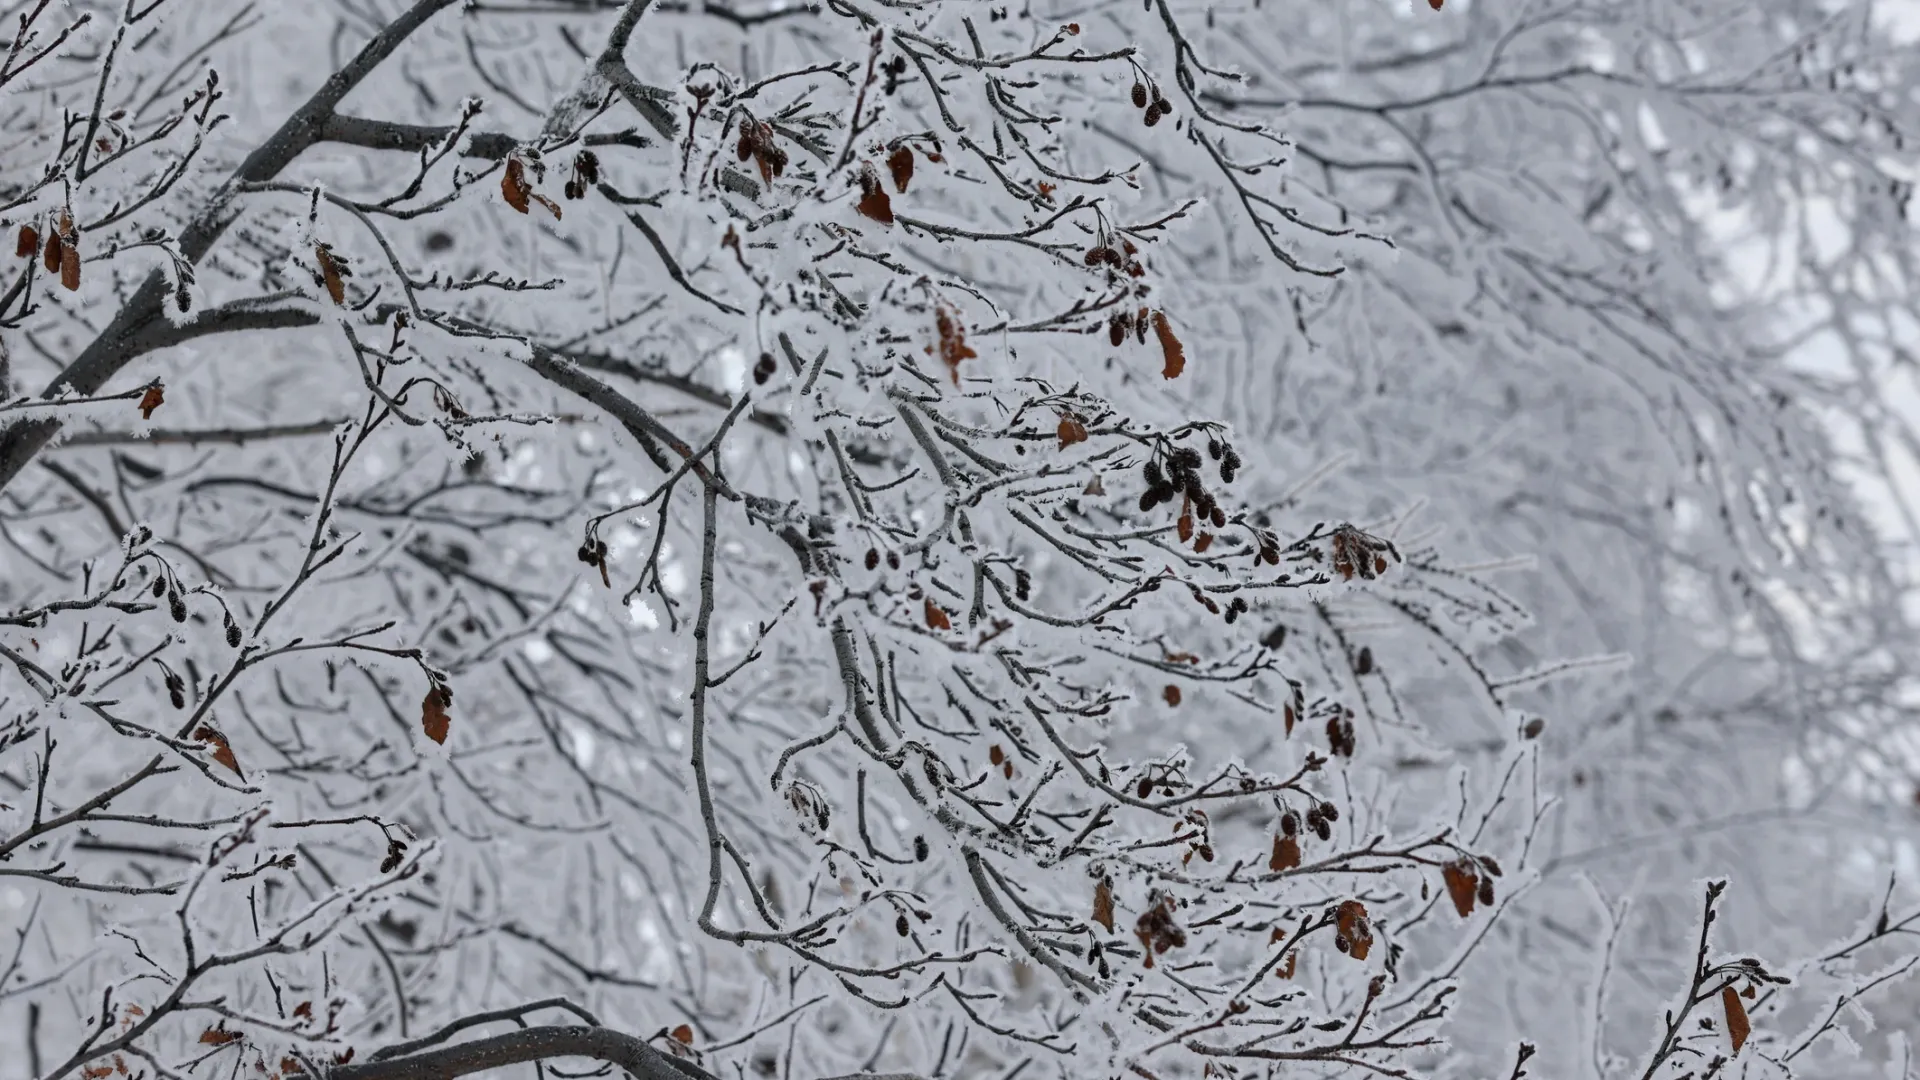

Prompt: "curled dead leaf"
[1269,833,1300,872]
[421,684,452,744]
[1722,985,1750,1054]
[138,385,164,420]
[1441,860,1478,919]
[1151,310,1186,379]
[1093,877,1115,932]
[192,725,242,777]
[924,597,952,632]
[1334,899,1373,961]
[888,145,915,193]
[502,157,532,213]
[856,164,895,224]
[1057,415,1088,448]
[934,303,976,385]
[671,1024,695,1046]
[315,245,345,306]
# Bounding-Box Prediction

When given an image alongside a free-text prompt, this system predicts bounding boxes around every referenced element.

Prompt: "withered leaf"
[44,230,62,273]
[193,725,242,777]
[1193,532,1213,553]
[924,597,951,631]
[1441,860,1478,919]
[531,193,564,220]
[315,245,345,306]
[1278,949,1297,978]
[138,385,164,420]
[421,684,452,744]
[17,225,39,258]
[199,1027,242,1046]
[1093,878,1115,932]
[888,145,915,193]
[1269,833,1300,872]
[855,170,895,225]
[1177,507,1194,543]
[671,1024,695,1046]
[1334,899,1372,961]
[60,244,80,291]
[501,157,532,213]
[1057,415,1088,448]
[1722,985,1750,1054]
[1151,310,1186,379]
[82,1067,113,1080]
[989,744,1005,766]
[1163,684,1182,707]
[934,303,976,385]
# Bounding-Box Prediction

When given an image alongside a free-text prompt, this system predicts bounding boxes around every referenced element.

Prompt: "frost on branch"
[1,1,1916,1080]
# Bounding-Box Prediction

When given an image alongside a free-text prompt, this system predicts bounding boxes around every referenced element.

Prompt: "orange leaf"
[1722,985,1750,1054]
[888,145,915,193]
[1193,532,1213,553]
[1177,508,1194,543]
[1163,684,1182,707]
[1269,833,1300,872]
[1441,860,1479,918]
[1057,415,1088,448]
[421,684,452,744]
[83,1067,114,1079]
[138,385,164,420]
[671,1024,695,1046]
[935,303,976,385]
[315,245,345,306]
[924,597,951,631]
[192,726,242,777]
[502,158,532,213]
[1151,310,1186,379]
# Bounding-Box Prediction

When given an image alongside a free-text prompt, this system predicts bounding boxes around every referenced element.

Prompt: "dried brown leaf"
[671,1024,695,1046]
[199,1027,242,1046]
[138,385,164,420]
[421,685,452,744]
[924,597,951,631]
[193,725,241,777]
[1163,684,1182,707]
[531,193,564,220]
[1441,860,1478,919]
[1057,415,1088,448]
[856,171,895,224]
[502,158,532,213]
[1269,833,1300,872]
[44,231,62,274]
[1092,878,1115,932]
[1334,899,1372,961]
[1722,985,1750,1054]
[935,303,976,385]
[888,145,915,193]
[60,244,79,291]
[316,245,344,306]
[16,225,37,259]
[1151,310,1186,379]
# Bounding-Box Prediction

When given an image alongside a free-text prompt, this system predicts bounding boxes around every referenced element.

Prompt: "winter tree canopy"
[3,2,1918,1080]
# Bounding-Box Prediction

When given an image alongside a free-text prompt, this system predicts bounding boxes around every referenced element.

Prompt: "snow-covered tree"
[2,2,1915,1080]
